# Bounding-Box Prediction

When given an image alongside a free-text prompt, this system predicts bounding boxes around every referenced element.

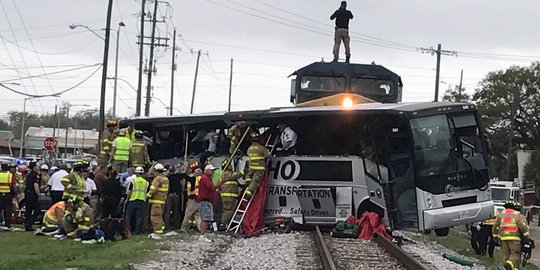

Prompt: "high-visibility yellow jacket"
[493,208,529,241]
[148,175,169,204]
[124,129,137,141]
[61,172,85,201]
[129,139,150,167]
[220,170,242,198]
[482,208,497,226]
[64,202,94,234]
[43,201,65,227]
[247,142,271,170]
[113,137,131,161]
[129,176,149,202]
[0,171,13,193]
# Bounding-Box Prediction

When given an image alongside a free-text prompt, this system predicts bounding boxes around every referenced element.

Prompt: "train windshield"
[351,78,394,96]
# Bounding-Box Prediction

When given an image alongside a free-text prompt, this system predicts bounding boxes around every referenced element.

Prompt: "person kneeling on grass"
[63,199,94,238]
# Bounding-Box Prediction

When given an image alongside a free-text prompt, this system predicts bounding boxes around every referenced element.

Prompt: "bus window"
[410,115,453,176]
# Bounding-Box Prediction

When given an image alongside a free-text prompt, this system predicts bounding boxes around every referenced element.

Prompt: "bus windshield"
[410,115,452,177]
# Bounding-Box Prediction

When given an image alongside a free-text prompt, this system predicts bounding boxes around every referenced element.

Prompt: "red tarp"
[241,171,269,235]
[346,212,392,240]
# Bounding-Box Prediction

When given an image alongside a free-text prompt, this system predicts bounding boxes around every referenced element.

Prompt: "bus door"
[388,119,418,229]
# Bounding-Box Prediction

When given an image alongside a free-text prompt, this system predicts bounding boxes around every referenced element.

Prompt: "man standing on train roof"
[331,1,353,63]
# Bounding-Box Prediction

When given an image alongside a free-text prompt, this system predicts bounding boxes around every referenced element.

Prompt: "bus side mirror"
[290,79,296,104]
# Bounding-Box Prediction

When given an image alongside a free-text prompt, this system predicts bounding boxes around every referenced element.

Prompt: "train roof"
[125,101,475,128]
[291,62,403,86]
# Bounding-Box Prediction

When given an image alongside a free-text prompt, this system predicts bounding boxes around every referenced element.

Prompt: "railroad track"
[312,226,432,270]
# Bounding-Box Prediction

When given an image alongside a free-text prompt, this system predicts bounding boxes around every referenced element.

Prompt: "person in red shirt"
[197,164,218,242]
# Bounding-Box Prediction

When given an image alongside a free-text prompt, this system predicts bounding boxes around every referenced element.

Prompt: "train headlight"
[342,97,353,109]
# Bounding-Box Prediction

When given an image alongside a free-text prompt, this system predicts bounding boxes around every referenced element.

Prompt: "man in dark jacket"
[24,162,41,231]
[330,1,354,63]
[101,172,123,218]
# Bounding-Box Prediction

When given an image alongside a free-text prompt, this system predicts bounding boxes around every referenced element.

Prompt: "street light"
[113,21,126,118]
[68,24,105,41]
[20,93,61,158]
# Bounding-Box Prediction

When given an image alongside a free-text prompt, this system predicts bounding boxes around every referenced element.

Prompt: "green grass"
[0,231,162,270]
[415,229,539,270]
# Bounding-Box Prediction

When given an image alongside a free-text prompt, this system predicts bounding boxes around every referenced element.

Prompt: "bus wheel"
[356,200,384,219]
[435,227,449,236]
[423,230,431,235]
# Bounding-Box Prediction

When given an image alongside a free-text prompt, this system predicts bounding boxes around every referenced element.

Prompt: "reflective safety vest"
[0,171,12,193]
[113,137,131,161]
[247,143,269,170]
[497,208,528,241]
[44,201,65,227]
[129,176,149,202]
[187,175,201,198]
[124,129,137,141]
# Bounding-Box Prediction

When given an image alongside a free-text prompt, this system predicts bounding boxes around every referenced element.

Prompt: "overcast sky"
[1,0,539,121]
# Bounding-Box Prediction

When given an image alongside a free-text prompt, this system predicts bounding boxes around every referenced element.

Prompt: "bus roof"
[125,101,475,128]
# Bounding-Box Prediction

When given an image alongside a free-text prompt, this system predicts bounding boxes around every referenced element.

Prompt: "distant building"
[24,126,99,155]
[0,130,19,156]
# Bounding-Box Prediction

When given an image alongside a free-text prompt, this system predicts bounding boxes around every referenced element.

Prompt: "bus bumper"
[422,200,494,230]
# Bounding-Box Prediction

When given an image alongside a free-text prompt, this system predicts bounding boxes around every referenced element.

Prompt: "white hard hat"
[40,164,49,170]
[51,166,59,171]
[135,166,145,173]
[154,163,165,171]
[204,164,216,171]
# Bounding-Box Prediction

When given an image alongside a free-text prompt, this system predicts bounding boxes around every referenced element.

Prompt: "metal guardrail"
[373,233,430,270]
[313,226,337,270]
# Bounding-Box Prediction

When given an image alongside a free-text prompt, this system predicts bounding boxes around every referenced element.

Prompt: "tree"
[442,85,470,102]
[473,62,540,179]
[0,119,9,131]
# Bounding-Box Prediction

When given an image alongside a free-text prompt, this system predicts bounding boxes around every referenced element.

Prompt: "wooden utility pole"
[98,0,113,155]
[136,0,145,116]
[144,0,159,117]
[169,28,177,116]
[458,69,463,102]
[228,58,233,112]
[418,44,457,102]
[190,50,201,114]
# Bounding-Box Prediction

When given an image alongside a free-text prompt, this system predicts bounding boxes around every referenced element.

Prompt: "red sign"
[43,137,57,151]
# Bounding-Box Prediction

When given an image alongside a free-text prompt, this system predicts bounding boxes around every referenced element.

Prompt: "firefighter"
[109,129,131,173]
[42,201,66,228]
[63,198,94,238]
[61,160,89,202]
[219,159,243,226]
[228,121,252,155]
[123,122,137,141]
[180,161,202,233]
[244,132,271,199]
[0,164,15,228]
[99,120,117,165]
[147,163,169,235]
[130,131,150,169]
[493,200,530,270]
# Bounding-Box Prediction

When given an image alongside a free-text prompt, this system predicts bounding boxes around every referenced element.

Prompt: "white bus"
[124,62,494,236]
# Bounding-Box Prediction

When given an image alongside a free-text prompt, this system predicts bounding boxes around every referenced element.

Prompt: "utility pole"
[145,0,159,117]
[190,50,202,114]
[458,69,463,102]
[112,21,125,118]
[418,44,457,102]
[98,0,114,155]
[136,0,145,116]
[52,105,57,138]
[169,28,177,116]
[138,0,169,116]
[505,88,520,180]
[228,58,233,112]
